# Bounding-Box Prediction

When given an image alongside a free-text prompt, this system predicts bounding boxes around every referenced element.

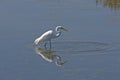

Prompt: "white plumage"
[34,30,53,44]
[34,26,67,49]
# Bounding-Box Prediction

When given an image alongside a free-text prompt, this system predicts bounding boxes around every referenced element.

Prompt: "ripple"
[52,41,114,54]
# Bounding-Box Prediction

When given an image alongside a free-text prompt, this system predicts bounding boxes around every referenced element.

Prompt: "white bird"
[34,26,67,49]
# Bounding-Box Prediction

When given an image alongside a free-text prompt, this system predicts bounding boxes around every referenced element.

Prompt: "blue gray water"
[0,0,120,80]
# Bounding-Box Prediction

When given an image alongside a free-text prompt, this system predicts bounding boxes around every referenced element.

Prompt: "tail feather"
[34,38,39,45]
[34,37,44,45]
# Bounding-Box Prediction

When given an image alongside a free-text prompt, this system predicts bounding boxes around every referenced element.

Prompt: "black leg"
[49,40,51,50]
[44,42,47,49]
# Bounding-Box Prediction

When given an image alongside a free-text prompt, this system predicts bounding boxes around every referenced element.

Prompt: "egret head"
[56,26,68,31]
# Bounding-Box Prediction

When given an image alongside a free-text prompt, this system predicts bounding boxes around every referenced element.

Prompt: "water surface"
[0,0,120,80]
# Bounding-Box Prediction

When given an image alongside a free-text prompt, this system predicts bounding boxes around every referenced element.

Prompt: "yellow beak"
[61,27,68,31]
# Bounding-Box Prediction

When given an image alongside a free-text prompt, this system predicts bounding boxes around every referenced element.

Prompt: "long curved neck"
[55,27,61,38]
[56,31,61,37]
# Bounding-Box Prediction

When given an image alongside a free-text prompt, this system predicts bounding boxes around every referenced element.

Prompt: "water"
[0,0,120,80]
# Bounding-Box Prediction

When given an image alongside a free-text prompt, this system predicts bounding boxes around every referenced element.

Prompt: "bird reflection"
[34,46,67,66]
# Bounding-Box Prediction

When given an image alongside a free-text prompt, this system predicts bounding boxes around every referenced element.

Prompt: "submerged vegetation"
[96,0,120,10]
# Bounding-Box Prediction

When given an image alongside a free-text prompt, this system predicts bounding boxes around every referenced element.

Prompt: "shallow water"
[0,0,120,80]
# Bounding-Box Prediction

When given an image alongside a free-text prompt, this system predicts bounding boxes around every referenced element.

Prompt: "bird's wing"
[40,30,53,41]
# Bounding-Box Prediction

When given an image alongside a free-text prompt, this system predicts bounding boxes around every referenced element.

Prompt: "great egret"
[34,26,67,49]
